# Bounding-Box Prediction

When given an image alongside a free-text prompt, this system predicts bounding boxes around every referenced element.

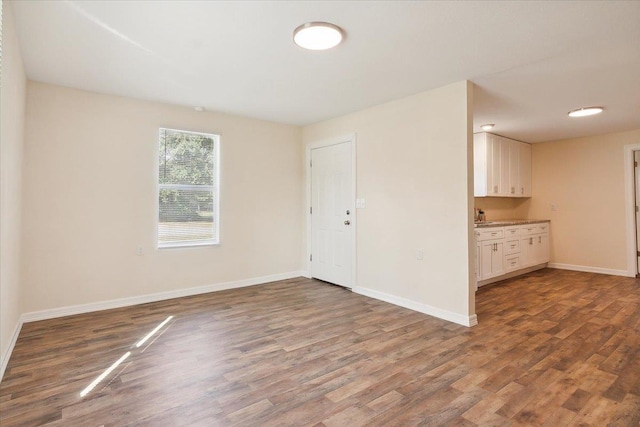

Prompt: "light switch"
[356,198,366,209]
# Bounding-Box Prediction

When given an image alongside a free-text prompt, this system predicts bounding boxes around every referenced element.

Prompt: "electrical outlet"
[551,203,557,211]
[137,246,144,256]
[416,249,424,260]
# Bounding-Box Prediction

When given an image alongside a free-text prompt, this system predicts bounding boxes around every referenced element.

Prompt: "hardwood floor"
[1,269,639,426]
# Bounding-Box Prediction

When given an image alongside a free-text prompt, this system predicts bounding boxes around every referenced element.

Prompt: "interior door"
[311,142,353,287]
[635,151,640,272]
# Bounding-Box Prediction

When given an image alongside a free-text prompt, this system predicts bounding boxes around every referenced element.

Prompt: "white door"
[311,142,353,287]
[635,151,640,272]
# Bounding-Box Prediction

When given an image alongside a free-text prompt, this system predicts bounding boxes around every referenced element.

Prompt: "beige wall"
[21,82,303,313]
[1,1,27,367]
[303,81,475,323]
[527,129,640,274]
[473,197,529,220]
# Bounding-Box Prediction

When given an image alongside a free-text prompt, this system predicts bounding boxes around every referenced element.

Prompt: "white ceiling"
[10,1,640,143]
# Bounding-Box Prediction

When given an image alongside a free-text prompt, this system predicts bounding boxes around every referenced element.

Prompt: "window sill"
[158,240,219,249]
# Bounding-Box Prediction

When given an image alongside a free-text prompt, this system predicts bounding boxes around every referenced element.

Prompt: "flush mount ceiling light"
[293,22,344,50]
[193,106,205,112]
[480,124,495,131]
[568,106,603,117]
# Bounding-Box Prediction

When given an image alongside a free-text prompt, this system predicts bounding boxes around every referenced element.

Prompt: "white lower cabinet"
[476,222,550,287]
[475,240,481,281]
[480,240,505,280]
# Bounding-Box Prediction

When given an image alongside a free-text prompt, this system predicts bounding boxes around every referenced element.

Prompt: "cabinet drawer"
[504,226,520,237]
[521,223,550,235]
[520,225,539,235]
[476,228,504,241]
[505,239,520,254]
[505,255,521,272]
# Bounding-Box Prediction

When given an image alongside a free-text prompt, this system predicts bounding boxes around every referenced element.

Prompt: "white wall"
[21,82,303,314]
[1,0,27,372]
[303,81,475,325]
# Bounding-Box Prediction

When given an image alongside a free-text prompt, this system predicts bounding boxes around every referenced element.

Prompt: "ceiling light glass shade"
[568,107,603,117]
[293,22,343,50]
[480,124,495,131]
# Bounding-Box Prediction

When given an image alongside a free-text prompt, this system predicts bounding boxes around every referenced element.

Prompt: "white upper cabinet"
[519,142,532,197]
[474,132,532,198]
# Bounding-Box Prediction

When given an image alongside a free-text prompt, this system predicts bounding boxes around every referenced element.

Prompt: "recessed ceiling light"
[568,107,603,117]
[194,106,205,112]
[480,124,495,131]
[293,22,344,50]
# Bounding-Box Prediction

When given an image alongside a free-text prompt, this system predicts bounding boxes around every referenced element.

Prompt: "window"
[158,128,219,248]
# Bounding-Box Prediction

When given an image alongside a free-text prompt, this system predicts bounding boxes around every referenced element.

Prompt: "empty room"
[2,1,640,425]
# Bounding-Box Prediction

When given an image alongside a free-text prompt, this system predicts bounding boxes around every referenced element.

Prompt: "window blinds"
[158,128,218,247]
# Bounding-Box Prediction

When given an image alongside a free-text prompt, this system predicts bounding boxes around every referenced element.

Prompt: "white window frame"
[157,128,220,249]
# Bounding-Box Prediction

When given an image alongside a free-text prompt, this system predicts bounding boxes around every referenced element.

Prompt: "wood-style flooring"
[1,269,639,426]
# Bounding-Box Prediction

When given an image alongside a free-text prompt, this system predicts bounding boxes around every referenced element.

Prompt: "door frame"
[305,133,357,287]
[624,143,640,277]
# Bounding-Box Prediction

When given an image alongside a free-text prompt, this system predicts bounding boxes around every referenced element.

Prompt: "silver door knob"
[344,220,351,225]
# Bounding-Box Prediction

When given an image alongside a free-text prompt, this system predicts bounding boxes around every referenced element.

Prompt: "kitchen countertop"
[474,219,550,228]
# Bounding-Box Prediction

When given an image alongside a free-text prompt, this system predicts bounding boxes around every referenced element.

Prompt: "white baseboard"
[548,263,631,277]
[1,321,23,382]
[2,271,304,382]
[352,286,477,327]
[20,271,306,323]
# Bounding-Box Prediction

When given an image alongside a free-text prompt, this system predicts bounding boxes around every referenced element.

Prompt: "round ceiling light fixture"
[480,124,495,131]
[293,22,344,50]
[568,106,603,117]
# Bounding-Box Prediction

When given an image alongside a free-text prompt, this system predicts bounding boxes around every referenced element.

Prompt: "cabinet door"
[530,233,549,265]
[473,133,488,197]
[530,235,540,265]
[481,240,505,279]
[519,143,532,197]
[492,241,505,276]
[480,241,494,279]
[476,240,481,287]
[509,141,520,196]
[487,134,500,196]
[539,233,549,263]
[499,137,510,196]
[520,235,533,267]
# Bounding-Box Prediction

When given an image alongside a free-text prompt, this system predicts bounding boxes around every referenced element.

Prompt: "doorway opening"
[624,143,640,277]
